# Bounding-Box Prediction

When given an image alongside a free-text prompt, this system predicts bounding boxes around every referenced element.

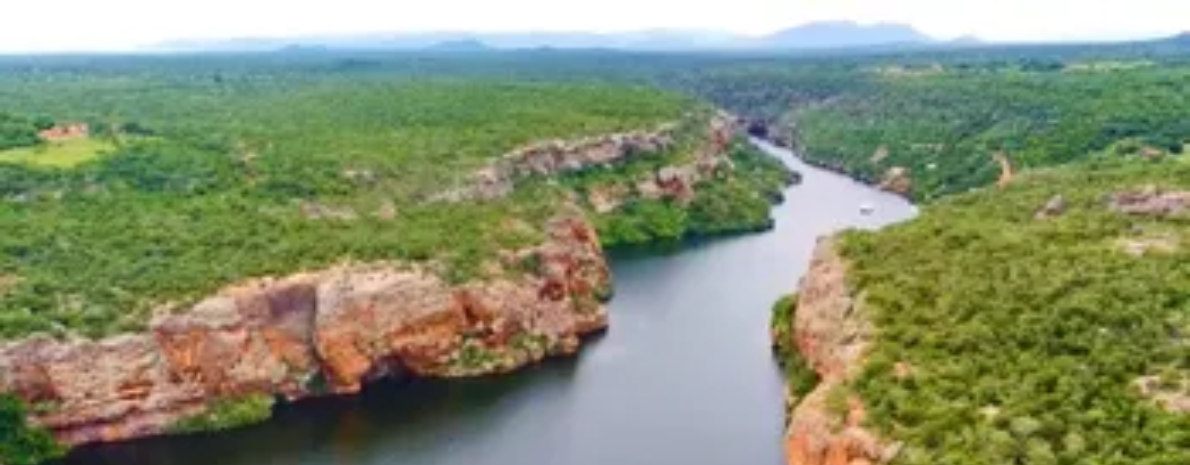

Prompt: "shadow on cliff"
[53,356,587,465]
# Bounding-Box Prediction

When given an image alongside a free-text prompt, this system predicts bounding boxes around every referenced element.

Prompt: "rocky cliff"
[0,210,610,448]
[436,112,738,206]
[778,237,899,465]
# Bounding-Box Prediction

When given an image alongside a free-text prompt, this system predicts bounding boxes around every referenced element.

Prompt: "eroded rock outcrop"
[434,122,679,202]
[780,238,900,465]
[0,211,610,448]
[877,167,912,197]
[437,112,738,207]
[1035,195,1066,220]
[1110,187,1190,217]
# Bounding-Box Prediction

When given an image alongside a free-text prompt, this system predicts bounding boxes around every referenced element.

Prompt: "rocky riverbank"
[772,238,899,465]
[0,109,796,460]
[0,209,609,448]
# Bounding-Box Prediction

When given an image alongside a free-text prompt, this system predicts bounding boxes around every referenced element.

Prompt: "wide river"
[60,141,916,465]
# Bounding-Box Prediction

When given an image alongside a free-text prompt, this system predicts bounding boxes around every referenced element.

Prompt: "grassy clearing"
[0,138,115,168]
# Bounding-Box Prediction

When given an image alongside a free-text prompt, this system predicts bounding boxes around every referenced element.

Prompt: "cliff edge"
[776,237,899,465]
[0,211,608,447]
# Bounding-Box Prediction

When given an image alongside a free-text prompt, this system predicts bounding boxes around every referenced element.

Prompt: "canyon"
[777,238,898,465]
[0,113,761,456]
[53,140,916,465]
[0,209,609,447]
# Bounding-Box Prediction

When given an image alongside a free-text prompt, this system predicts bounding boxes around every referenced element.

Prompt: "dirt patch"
[995,152,1014,188]
[1136,374,1190,413]
[301,202,359,221]
[1116,235,1180,257]
[0,273,19,295]
[586,183,630,214]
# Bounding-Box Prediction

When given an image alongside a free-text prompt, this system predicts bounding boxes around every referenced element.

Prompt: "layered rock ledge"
[778,238,900,465]
[0,211,610,447]
[436,112,738,204]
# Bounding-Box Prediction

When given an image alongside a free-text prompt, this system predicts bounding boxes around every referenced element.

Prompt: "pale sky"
[1,0,1186,52]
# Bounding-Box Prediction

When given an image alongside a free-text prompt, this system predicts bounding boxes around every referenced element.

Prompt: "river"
[58,140,916,465]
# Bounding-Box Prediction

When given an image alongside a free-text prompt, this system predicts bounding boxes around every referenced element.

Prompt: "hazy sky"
[1,0,1186,52]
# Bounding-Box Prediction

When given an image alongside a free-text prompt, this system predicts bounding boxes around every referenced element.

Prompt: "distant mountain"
[752,21,932,49]
[425,39,491,52]
[151,22,942,53]
[949,35,986,46]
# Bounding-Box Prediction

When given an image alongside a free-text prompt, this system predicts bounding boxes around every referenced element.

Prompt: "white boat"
[860,203,876,215]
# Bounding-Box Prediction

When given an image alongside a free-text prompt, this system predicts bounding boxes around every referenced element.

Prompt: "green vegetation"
[0,138,116,168]
[587,142,795,247]
[0,113,50,152]
[770,294,819,402]
[686,143,796,235]
[452,336,502,371]
[675,49,1190,201]
[511,332,550,358]
[169,395,275,435]
[0,62,709,341]
[0,394,63,465]
[795,66,1190,200]
[836,159,1190,464]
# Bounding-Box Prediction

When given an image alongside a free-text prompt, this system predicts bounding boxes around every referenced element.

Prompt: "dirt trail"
[995,153,1014,188]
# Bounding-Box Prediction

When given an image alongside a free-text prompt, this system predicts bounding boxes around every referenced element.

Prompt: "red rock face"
[435,112,741,205]
[781,238,900,465]
[0,211,611,449]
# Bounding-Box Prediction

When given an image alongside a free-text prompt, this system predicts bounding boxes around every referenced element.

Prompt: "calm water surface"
[61,141,916,465]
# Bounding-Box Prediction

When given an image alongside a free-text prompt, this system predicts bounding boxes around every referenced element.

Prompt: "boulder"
[877,167,912,196]
[1110,187,1190,217]
[1035,195,1066,220]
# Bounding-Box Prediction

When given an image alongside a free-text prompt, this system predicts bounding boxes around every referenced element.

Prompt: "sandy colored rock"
[877,167,912,196]
[869,145,889,164]
[1036,195,1066,220]
[587,184,631,213]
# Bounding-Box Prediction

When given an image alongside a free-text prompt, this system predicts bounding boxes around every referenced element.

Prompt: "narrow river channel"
[59,140,917,465]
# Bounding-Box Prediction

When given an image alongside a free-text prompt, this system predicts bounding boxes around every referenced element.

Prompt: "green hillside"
[675,51,1190,201]
[0,62,789,341]
[832,159,1190,464]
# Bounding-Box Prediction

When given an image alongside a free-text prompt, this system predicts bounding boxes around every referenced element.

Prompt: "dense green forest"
[832,159,1190,464]
[0,394,62,465]
[674,48,1190,200]
[0,56,797,342]
[1,38,1188,464]
[571,141,795,247]
[0,113,49,151]
[0,66,690,340]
